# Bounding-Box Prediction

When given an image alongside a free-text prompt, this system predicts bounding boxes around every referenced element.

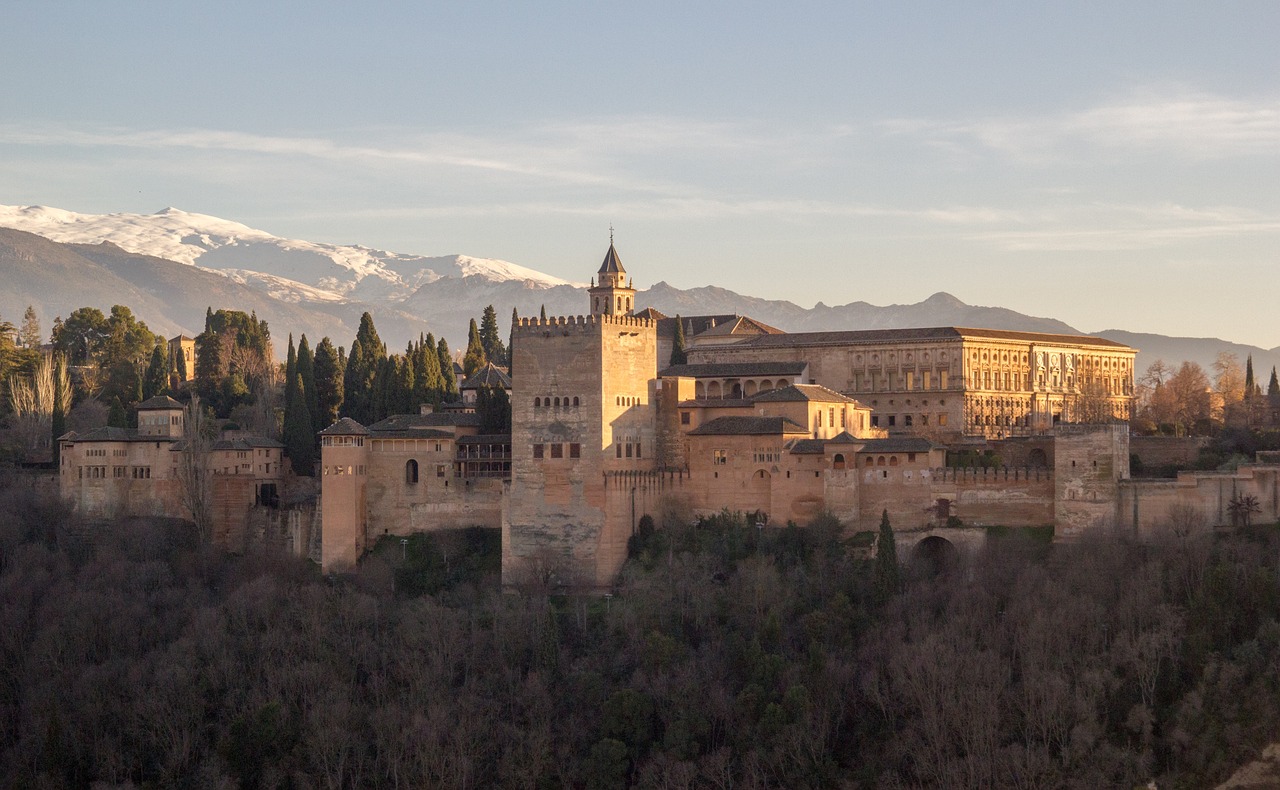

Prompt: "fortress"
[56,241,1280,585]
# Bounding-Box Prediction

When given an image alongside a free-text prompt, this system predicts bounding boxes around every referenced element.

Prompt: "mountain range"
[1,205,1276,379]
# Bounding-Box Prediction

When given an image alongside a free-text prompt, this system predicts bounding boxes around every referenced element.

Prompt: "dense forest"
[2,478,1279,789]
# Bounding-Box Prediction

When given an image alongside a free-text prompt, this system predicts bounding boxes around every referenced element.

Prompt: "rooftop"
[135,395,185,411]
[688,416,810,436]
[598,243,625,275]
[318,417,370,436]
[751,384,860,405]
[705,326,1134,350]
[460,362,512,390]
[660,361,808,378]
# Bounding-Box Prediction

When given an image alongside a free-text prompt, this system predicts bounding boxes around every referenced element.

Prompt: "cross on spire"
[609,224,615,245]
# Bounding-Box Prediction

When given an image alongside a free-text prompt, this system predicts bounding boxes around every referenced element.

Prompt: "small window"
[533,444,544,459]
[681,411,690,425]
[406,460,419,483]
[535,397,541,408]
[625,443,633,458]
[635,441,641,458]
[573,396,580,407]
[551,444,563,459]
[888,416,896,427]
[616,444,622,458]
[569,443,581,458]
[713,449,727,465]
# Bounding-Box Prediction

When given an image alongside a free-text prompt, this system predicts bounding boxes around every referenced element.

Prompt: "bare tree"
[177,394,214,543]
[6,352,69,458]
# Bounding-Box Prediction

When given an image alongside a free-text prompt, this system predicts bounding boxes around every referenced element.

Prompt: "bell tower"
[588,229,635,316]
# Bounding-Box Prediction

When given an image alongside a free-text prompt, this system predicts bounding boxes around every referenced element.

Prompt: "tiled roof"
[66,426,150,442]
[826,431,861,444]
[135,395,184,410]
[788,439,827,455]
[598,243,625,274]
[369,428,455,440]
[457,434,513,444]
[707,326,1132,350]
[693,315,784,338]
[676,398,755,409]
[688,416,810,436]
[366,412,482,431]
[856,437,942,453]
[633,307,666,321]
[460,362,512,390]
[318,417,370,436]
[751,384,858,404]
[660,361,808,378]
[653,314,740,340]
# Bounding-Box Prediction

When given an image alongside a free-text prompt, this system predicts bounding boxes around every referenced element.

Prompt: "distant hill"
[1,204,1274,377]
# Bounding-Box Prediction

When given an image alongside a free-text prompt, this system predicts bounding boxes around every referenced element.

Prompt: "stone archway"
[911,535,959,576]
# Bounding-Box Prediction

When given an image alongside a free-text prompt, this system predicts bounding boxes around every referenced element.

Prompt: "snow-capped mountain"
[0,205,580,303]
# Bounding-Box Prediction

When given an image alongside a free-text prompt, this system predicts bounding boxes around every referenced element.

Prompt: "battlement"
[514,314,656,336]
[933,466,1052,484]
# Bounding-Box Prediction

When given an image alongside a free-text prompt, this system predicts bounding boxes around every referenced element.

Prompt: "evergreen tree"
[343,313,386,424]
[1245,355,1258,399]
[509,307,519,376]
[437,338,458,401]
[476,386,512,434]
[313,337,344,428]
[540,304,546,320]
[479,305,507,366]
[874,509,901,602]
[108,396,128,429]
[204,306,214,333]
[143,344,168,400]
[297,334,318,428]
[284,372,315,476]
[49,316,63,347]
[463,318,487,377]
[1269,367,1279,402]
[51,354,66,464]
[670,314,688,366]
[19,306,41,350]
[284,335,298,438]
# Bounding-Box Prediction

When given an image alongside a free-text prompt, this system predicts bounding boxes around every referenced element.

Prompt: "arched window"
[889,456,899,466]
[864,457,874,467]
[534,397,541,408]
[616,296,622,311]
[572,396,580,407]
[554,397,561,408]
[833,453,846,470]
[877,456,886,466]
[405,459,419,484]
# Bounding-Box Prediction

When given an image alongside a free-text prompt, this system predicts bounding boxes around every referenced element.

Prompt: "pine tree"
[297,334,318,428]
[108,396,128,429]
[437,338,458,401]
[670,314,688,366]
[479,305,507,366]
[313,337,344,428]
[284,372,315,476]
[463,318,487,377]
[1245,355,1257,399]
[343,313,386,424]
[143,344,168,399]
[874,509,900,602]
[476,386,512,434]
[19,306,40,350]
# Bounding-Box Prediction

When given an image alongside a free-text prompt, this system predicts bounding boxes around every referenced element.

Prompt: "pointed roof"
[752,384,861,405]
[136,395,185,411]
[460,362,512,391]
[318,417,369,436]
[598,243,626,275]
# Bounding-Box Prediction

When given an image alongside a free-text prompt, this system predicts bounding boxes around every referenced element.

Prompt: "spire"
[598,240,625,275]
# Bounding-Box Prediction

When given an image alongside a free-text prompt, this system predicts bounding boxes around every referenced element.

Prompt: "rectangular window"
[940,371,948,389]
[680,411,690,425]
[551,443,563,459]
[829,408,835,426]
[841,410,846,428]
[923,371,931,389]
[616,443,622,458]
[938,413,948,426]
[437,464,446,477]
[871,416,879,427]
[533,444,544,459]
[921,414,929,426]
[635,441,641,458]
[569,443,581,459]
[888,415,896,427]
[906,371,915,390]
[114,466,126,478]
[713,449,727,465]
[625,443,632,458]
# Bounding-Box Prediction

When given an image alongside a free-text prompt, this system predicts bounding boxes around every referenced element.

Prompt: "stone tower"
[504,244,657,589]
[587,236,636,317]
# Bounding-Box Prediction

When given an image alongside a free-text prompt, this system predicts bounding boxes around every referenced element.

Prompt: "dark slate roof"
[660,361,809,378]
[369,428,455,440]
[318,417,370,436]
[366,412,482,432]
[135,395,185,410]
[633,307,666,321]
[676,398,754,409]
[751,384,858,404]
[457,434,512,445]
[693,315,784,338]
[67,426,152,442]
[460,362,512,390]
[705,326,1132,350]
[243,436,285,448]
[856,437,942,453]
[688,416,810,436]
[787,439,827,455]
[652,314,740,340]
[827,431,861,444]
[598,243,625,274]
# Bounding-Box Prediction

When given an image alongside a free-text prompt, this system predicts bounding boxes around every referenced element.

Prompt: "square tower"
[504,312,657,588]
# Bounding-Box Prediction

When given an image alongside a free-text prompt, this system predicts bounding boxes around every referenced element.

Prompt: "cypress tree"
[297,334,318,428]
[463,318,486,377]
[51,355,66,464]
[670,314,688,366]
[343,313,386,424]
[437,338,458,401]
[479,305,507,366]
[204,306,214,333]
[477,386,512,434]
[108,396,128,429]
[509,307,519,375]
[284,334,298,437]
[284,372,315,476]
[143,344,168,399]
[539,304,546,321]
[1245,355,1257,399]
[874,509,900,602]
[313,337,344,428]
[1269,367,1279,401]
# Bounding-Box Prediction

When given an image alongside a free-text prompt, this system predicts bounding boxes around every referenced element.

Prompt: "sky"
[3,2,1278,347]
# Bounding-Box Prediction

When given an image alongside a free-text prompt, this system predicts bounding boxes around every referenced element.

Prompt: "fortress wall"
[1054,424,1129,540]
[1119,465,1280,535]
